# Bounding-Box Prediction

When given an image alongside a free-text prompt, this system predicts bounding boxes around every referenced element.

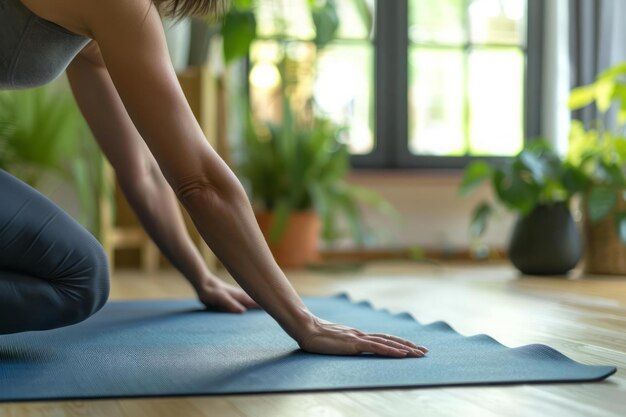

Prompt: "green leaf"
[595,79,615,113]
[311,0,340,49]
[469,202,493,238]
[596,161,626,187]
[268,199,293,244]
[222,9,257,63]
[587,186,618,222]
[348,185,398,219]
[612,83,626,117]
[334,190,367,245]
[492,167,537,214]
[459,160,492,197]
[568,85,596,110]
[618,108,626,125]
[562,164,590,195]
[518,149,549,184]
[232,0,254,9]
[597,62,626,81]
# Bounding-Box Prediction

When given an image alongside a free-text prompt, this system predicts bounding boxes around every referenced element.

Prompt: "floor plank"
[1,261,624,417]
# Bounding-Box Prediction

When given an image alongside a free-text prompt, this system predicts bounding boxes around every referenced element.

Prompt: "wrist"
[189,273,220,293]
[277,306,318,344]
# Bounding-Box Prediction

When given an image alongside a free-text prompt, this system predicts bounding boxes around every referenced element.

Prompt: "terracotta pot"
[256,211,321,269]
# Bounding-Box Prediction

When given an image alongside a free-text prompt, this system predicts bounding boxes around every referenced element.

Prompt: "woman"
[0,0,428,358]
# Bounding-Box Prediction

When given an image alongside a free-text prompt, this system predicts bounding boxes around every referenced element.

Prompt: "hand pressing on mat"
[297,317,428,358]
[64,1,425,357]
[196,278,260,313]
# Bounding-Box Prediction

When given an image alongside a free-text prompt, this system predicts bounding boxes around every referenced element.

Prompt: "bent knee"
[57,242,110,326]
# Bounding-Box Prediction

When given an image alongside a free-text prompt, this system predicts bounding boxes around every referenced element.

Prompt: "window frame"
[351,0,544,170]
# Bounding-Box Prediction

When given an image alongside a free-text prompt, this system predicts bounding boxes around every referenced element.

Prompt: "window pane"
[315,43,374,154]
[255,0,375,41]
[336,0,376,40]
[256,0,315,39]
[468,48,524,155]
[469,0,527,45]
[249,41,375,155]
[409,48,465,156]
[248,41,289,122]
[409,0,466,44]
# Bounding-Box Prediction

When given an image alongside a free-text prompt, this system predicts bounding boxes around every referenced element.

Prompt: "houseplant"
[0,84,111,239]
[238,98,394,268]
[567,62,626,274]
[459,141,584,275]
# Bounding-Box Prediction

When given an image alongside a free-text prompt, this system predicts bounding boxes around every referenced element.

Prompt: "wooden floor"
[1,261,625,416]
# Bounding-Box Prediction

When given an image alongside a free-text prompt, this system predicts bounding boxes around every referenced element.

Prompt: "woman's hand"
[297,317,429,358]
[196,279,260,314]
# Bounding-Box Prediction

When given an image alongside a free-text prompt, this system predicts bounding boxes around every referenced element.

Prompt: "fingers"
[354,340,411,358]
[369,333,429,353]
[362,336,425,357]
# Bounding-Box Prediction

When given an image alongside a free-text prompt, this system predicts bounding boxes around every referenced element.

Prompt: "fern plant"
[238,99,395,245]
[0,85,112,238]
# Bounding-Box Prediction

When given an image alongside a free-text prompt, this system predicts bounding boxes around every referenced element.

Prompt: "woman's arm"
[78,0,426,357]
[66,42,257,313]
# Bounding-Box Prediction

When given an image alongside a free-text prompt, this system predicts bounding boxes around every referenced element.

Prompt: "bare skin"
[21,0,428,357]
[66,41,256,314]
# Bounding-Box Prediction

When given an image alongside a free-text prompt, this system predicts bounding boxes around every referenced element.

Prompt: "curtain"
[541,0,570,154]
[569,0,626,127]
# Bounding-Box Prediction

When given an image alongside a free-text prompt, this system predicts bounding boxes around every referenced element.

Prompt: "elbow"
[173,171,243,209]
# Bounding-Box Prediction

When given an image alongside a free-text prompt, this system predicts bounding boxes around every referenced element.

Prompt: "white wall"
[340,172,515,252]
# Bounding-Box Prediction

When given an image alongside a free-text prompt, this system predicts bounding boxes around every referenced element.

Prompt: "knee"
[85,243,110,314]
[58,242,110,326]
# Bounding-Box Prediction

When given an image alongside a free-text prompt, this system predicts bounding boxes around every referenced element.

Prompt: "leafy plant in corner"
[238,98,396,246]
[0,85,113,239]
[458,141,585,239]
[567,62,626,243]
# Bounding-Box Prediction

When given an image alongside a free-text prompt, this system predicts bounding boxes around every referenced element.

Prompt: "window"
[408,0,527,158]
[248,0,376,154]
[247,0,541,169]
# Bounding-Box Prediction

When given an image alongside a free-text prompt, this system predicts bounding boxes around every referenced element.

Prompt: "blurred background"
[3,0,626,275]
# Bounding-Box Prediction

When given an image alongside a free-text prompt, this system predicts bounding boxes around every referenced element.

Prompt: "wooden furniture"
[100,65,220,273]
[3,262,625,416]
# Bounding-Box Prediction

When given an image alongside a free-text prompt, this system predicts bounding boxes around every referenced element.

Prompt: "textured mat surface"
[0,294,616,401]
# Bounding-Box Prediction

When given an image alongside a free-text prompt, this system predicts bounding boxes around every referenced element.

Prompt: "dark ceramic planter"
[508,202,582,275]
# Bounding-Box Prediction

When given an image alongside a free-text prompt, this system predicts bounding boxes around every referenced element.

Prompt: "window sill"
[346,168,465,186]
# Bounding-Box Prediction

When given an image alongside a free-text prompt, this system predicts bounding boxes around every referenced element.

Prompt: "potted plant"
[459,141,584,275]
[238,99,394,268]
[0,83,111,239]
[567,62,626,274]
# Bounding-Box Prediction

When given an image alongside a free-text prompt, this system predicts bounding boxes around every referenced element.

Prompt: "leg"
[0,169,109,334]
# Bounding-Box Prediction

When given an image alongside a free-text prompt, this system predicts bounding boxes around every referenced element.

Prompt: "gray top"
[0,0,90,90]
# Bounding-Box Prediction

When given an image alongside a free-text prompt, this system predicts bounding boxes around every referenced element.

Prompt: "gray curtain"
[540,0,570,153]
[569,0,626,126]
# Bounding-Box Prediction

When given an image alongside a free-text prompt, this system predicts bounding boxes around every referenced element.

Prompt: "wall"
[342,171,515,253]
[44,168,515,255]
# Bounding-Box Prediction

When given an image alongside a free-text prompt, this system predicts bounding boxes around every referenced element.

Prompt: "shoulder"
[18,0,160,39]
[74,0,159,37]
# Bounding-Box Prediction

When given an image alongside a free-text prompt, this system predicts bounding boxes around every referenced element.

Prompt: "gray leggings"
[0,169,109,334]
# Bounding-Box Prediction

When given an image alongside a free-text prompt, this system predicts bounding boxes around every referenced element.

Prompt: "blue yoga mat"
[0,294,616,402]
